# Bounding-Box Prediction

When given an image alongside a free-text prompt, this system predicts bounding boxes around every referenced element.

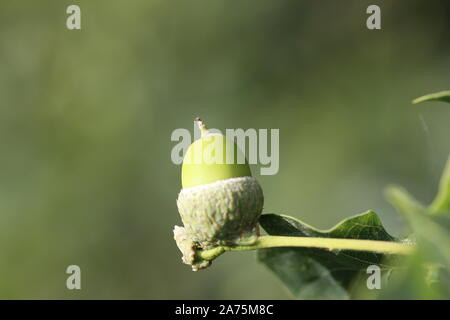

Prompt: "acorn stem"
[194,117,209,137]
[197,235,414,261]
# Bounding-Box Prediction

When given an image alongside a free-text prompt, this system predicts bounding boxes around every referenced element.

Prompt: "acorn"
[174,118,264,269]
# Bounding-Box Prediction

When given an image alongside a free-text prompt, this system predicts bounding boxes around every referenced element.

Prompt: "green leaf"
[385,186,450,267]
[384,157,450,299]
[412,90,450,104]
[383,185,450,299]
[257,211,402,300]
[377,247,450,299]
[385,156,450,266]
[430,157,450,214]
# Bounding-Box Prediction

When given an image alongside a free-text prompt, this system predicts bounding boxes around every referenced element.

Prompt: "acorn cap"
[177,176,264,247]
[173,226,211,271]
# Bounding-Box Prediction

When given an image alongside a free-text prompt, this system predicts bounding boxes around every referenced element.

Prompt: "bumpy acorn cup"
[174,118,264,270]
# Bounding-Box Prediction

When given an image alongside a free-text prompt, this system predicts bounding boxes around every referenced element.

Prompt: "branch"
[197,235,414,261]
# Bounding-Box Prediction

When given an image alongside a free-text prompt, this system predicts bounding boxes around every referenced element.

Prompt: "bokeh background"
[0,0,449,299]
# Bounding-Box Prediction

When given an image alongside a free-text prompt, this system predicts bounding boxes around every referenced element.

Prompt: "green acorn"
[174,118,264,269]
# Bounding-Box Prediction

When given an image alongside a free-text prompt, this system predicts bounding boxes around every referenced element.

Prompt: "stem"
[195,117,209,137]
[197,235,413,261]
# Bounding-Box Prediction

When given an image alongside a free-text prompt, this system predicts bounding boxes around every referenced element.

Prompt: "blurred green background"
[0,0,449,299]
